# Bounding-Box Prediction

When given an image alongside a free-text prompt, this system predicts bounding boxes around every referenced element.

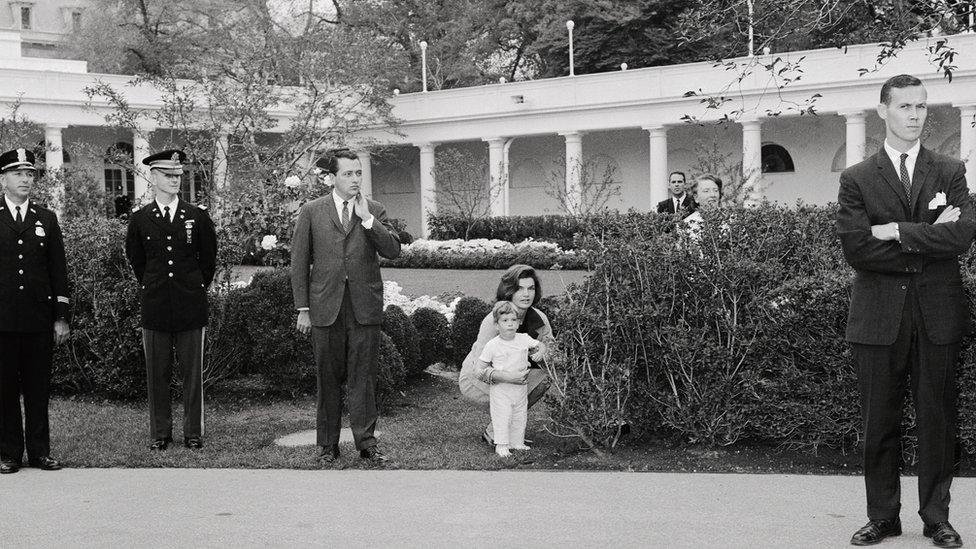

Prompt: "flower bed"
[380,238,585,270]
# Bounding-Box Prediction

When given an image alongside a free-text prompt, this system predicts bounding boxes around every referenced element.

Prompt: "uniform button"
[166,246,172,251]
[168,272,174,277]
[168,260,173,265]
[901,285,907,290]
[146,236,150,240]
[18,254,23,259]
[18,269,23,275]
[17,239,23,245]
[18,286,23,290]
[167,236,172,240]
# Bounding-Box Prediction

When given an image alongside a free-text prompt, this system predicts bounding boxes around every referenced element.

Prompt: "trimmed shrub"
[381,239,586,270]
[376,332,407,409]
[411,307,451,369]
[428,213,595,250]
[449,296,492,365]
[383,305,422,377]
[53,217,145,399]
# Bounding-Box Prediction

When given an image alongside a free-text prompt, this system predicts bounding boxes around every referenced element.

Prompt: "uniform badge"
[35,220,45,237]
[185,218,195,244]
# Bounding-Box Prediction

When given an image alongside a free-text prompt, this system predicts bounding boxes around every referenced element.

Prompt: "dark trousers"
[853,285,958,525]
[311,286,379,451]
[0,332,53,462]
[142,328,205,440]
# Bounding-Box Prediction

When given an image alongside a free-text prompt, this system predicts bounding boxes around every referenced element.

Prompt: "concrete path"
[2,469,973,548]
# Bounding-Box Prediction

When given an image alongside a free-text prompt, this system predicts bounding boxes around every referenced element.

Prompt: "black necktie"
[899,153,911,196]
[15,205,22,224]
[164,205,171,224]
[341,201,350,230]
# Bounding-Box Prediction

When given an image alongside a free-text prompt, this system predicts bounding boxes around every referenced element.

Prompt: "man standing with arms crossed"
[291,148,401,463]
[838,75,973,548]
[126,149,217,451]
[0,148,70,474]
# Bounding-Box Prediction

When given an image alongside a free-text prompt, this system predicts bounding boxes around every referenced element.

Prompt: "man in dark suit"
[656,170,698,217]
[125,149,217,451]
[291,148,401,463]
[0,148,70,474]
[837,75,973,548]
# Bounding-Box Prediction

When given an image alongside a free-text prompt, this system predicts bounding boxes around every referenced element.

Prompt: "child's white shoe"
[495,445,511,458]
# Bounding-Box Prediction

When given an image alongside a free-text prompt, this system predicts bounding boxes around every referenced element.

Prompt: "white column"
[356,151,373,198]
[957,104,976,191]
[560,131,583,214]
[132,124,155,205]
[44,124,67,171]
[212,132,229,190]
[418,143,437,238]
[741,117,763,204]
[840,110,867,168]
[485,137,507,216]
[644,125,668,209]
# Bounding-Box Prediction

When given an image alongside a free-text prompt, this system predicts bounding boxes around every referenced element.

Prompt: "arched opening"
[761,143,795,173]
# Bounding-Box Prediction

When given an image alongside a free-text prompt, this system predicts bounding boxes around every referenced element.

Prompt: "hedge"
[427,213,597,250]
[544,204,976,457]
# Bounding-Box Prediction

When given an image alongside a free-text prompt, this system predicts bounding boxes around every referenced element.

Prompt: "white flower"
[260,235,278,250]
[284,175,302,188]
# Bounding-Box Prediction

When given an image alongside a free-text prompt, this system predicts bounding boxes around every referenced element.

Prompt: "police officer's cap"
[0,148,37,173]
[142,149,187,175]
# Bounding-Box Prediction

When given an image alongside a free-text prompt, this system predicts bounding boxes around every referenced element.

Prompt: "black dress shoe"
[851,518,901,546]
[359,447,387,462]
[28,457,62,471]
[184,437,203,449]
[319,445,340,463]
[0,460,20,474]
[924,521,963,548]
[149,438,172,451]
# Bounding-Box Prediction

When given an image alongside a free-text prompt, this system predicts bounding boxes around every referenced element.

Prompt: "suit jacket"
[125,201,217,331]
[836,147,976,346]
[656,195,698,216]
[290,194,401,327]
[0,201,70,332]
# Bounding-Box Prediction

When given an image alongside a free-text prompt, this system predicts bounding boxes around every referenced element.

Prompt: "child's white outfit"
[478,333,539,449]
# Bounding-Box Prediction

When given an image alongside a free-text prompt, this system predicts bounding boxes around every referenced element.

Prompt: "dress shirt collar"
[4,195,29,221]
[155,196,179,221]
[883,139,921,179]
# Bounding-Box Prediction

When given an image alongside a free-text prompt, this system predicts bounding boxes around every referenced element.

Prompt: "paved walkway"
[2,469,973,548]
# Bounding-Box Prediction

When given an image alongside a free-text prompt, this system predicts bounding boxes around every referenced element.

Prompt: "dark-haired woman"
[458,264,553,445]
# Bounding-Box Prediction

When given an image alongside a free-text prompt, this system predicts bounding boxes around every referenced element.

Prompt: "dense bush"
[376,333,408,409]
[428,213,596,250]
[411,307,452,369]
[545,204,976,456]
[382,305,423,377]
[53,217,144,399]
[450,296,492,365]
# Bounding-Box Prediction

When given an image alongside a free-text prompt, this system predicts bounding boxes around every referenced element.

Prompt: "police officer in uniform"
[0,148,70,474]
[125,149,217,450]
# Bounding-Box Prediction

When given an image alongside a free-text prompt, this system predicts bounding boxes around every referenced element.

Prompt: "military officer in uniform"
[125,149,217,451]
[0,148,70,474]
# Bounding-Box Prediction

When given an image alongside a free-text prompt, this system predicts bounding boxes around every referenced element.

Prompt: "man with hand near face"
[291,148,401,464]
[838,75,973,548]
[0,148,70,474]
[125,149,217,451]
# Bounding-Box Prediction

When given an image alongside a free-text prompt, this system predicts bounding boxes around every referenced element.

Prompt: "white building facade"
[2,21,976,236]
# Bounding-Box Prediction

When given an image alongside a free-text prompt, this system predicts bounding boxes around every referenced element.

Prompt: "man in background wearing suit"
[0,148,70,474]
[656,170,697,217]
[837,74,973,548]
[125,149,217,451]
[291,148,401,463]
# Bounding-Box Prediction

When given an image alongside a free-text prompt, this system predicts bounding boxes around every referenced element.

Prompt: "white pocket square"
[928,192,947,210]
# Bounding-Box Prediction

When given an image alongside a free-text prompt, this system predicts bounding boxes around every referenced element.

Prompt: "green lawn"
[49,374,885,473]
